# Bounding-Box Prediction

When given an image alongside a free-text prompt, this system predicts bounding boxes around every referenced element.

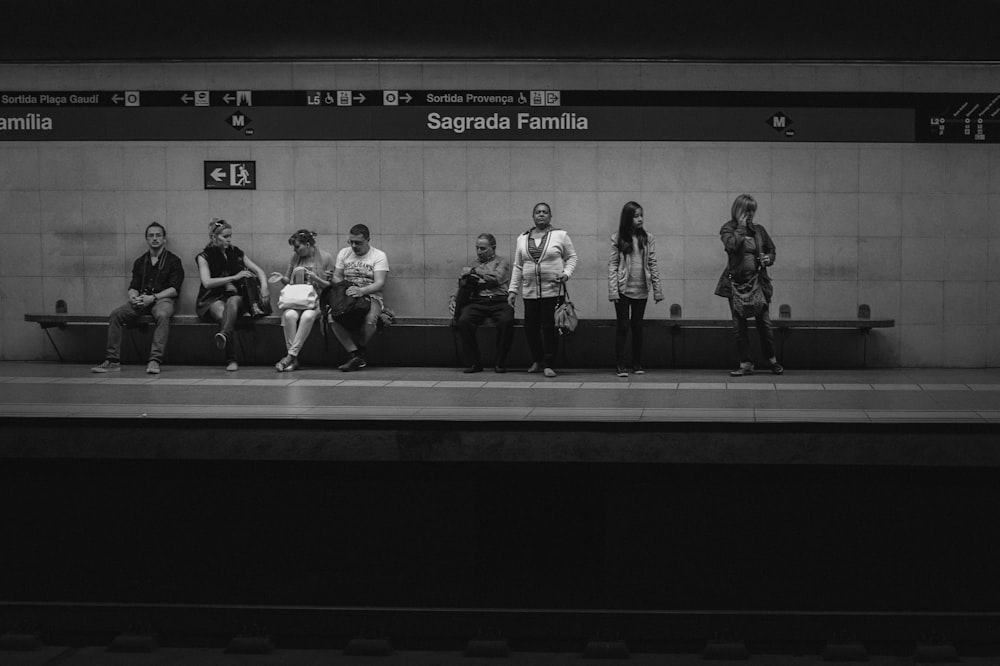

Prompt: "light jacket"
[607,232,663,301]
[509,228,578,300]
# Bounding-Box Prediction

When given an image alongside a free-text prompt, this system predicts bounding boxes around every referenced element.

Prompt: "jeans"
[329,299,382,354]
[522,297,559,368]
[456,297,515,368]
[205,294,242,361]
[614,296,647,366]
[105,298,175,363]
[731,304,775,363]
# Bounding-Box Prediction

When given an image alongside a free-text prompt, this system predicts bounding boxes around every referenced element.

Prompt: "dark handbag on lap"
[239,277,272,318]
[321,281,371,326]
[451,273,479,326]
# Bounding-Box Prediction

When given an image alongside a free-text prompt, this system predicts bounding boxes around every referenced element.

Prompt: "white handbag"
[278,284,318,310]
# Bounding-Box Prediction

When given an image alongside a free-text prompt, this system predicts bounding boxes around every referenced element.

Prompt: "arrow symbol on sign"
[400,93,412,103]
[111,94,122,104]
[210,168,226,182]
[223,93,234,103]
[181,94,192,104]
[353,93,366,104]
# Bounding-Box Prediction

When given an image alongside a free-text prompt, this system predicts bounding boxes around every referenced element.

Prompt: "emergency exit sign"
[204,161,256,189]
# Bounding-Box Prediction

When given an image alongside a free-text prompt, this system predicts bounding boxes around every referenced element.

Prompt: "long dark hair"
[615,201,647,255]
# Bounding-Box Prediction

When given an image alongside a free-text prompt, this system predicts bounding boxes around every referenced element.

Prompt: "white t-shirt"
[336,246,390,298]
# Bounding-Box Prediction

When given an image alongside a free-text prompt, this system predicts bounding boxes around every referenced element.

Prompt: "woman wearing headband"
[195,219,269,371]
[269,229,335,372]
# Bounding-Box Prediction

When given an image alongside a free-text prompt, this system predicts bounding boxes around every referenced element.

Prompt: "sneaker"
[339,356,367,372]
[145,360,161,375]
[729,362,754,377]
[494,366,507,374]
[543,367,557,378]
[91,360,121,373]
[616,366,628,378]
[632,365,645,375]
[214,332,228,350]
[463,365,483,374]
[226,361,239,372]
[527,362,542,374]
[769,361,785,375]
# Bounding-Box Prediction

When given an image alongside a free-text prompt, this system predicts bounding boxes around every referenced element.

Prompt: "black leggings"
[614,296,647,366]
[522,297,559,368]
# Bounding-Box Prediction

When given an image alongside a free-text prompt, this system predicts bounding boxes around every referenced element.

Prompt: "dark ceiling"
[2,0,999,63]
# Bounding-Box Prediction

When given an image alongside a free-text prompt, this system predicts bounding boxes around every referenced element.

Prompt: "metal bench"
[22,312,510,364]
[25,308,894,367]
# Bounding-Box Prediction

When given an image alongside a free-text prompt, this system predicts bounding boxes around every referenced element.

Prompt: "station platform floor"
[1,361,999,425]
[3,363,1000,662]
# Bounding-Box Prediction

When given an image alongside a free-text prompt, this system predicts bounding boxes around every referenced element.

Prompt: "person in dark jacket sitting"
[195,219,269,372]
[714,194,783,377]
[449,233,515,373]
[91,222,184,375]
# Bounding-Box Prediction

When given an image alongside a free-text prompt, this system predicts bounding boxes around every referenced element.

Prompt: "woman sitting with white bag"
[269,229,335,372]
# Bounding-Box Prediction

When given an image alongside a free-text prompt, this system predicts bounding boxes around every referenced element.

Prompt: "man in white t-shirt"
[328,223,390,371]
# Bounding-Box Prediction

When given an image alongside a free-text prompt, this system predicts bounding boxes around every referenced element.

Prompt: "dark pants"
[614,296,647,366]
[106,298,175,363]
[456,297,515,368]
[731,304,775,363]
[522,296,559,368]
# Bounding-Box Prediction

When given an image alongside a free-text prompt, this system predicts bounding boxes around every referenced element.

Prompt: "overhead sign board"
[204,161,256,190]
[0,90,996,142]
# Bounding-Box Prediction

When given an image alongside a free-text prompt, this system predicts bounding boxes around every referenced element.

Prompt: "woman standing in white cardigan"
[507,202,578,377]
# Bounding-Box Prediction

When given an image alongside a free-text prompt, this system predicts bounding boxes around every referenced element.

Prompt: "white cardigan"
[508,229,578,299]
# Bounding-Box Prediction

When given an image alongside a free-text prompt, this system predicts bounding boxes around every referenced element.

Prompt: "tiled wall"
[2,62,1000,366]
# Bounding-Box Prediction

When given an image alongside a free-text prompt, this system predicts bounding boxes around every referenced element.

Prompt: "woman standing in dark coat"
[714,194,783,377]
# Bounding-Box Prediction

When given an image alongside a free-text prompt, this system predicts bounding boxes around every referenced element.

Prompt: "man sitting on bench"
[449,233,515,373]
[327,224,390,372]
[91,222,184,374]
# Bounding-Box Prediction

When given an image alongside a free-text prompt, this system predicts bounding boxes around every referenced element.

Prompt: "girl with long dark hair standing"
[608,201,663,377]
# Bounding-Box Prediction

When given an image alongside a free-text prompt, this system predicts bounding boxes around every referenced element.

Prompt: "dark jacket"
[714,219,776,301]
[128,250,184,298]
[195,244,247,318]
